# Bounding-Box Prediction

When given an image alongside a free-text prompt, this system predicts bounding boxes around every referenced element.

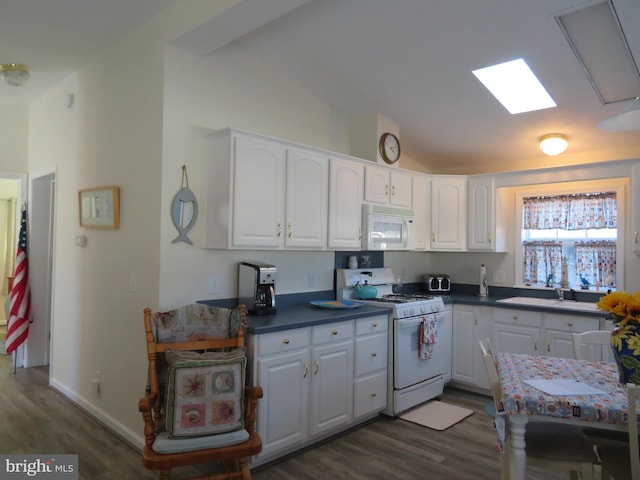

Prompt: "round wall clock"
[379,132,401,164]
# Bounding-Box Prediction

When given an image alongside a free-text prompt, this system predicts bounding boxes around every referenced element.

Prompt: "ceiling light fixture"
[539,134,569,156]
[0,63,30,87]
[598,96,640,131]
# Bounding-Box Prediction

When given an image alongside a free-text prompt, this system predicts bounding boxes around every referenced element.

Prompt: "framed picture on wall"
[78,186,120,229]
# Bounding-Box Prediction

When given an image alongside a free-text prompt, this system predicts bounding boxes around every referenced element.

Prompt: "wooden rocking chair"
[139,304,262,480]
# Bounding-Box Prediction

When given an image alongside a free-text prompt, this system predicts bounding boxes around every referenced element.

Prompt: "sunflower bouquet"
[596,291,640,327]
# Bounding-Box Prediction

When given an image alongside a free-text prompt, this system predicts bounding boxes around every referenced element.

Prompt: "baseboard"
[49,377,145,451]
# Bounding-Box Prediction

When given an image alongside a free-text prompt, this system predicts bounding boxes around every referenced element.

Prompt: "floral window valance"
[523,192,617,230]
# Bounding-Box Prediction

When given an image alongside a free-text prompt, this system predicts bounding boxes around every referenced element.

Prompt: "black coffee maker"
[238,262,277,315]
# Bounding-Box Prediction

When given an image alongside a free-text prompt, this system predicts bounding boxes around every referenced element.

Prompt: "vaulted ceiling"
[2,0,639,174]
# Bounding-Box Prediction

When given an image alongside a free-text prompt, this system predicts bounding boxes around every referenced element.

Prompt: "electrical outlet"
[493,270,506,284]
[208,274,221,294]
[91,371,102,396]
[308,272,316,288]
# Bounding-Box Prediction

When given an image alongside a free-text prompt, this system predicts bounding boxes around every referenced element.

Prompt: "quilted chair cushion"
[164,348,247,438]
[147,304,245,416]
[151,304,239,343]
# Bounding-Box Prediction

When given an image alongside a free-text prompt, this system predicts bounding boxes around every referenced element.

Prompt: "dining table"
[495,351,630,480]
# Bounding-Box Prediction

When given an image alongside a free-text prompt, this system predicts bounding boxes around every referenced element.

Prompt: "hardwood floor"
[0,352,571,479]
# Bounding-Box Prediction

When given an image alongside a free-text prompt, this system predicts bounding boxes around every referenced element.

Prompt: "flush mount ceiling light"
[0,63,30,87]
[539,134,569,156]
[598,96,640,131]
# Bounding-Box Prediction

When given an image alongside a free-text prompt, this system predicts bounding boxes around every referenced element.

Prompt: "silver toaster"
[425,274,451,293]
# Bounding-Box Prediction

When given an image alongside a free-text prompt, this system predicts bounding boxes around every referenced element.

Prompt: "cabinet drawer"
[354,371,387,418]
[312,321,354,345]
[545,314,599,333]
[493,308,541,328]
[354,333,388,376]
[355,315,388,336]
[257,328,310,356]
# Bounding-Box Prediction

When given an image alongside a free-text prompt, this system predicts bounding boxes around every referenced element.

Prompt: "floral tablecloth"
[496,352,629,426]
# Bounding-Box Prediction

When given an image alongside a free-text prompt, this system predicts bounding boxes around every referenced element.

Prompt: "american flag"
[6,207,31,354]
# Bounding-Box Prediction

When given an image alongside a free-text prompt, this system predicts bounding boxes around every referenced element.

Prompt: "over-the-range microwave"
[362,203,415,251]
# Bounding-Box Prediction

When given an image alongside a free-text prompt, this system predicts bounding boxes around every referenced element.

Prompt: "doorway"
[25,172,56,368]
[0,178,19,328]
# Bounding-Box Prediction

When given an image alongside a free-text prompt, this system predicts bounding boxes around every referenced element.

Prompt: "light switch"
[76,235,87,247]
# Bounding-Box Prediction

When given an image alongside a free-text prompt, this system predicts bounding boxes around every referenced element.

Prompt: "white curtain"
[0,198,17,295]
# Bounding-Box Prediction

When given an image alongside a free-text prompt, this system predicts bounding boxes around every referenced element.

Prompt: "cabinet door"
[412,174,430,250]
[452,306,476,385]
[285,148,328,248]
[390,170,413,208]
[328,158,364,249]
[364,165,390,205]
[492,309,541,355]
[430,176,467,250]
[310,340,354,435]
[452,305,491,388]
[544,328,575,358]
[256,350,309,458]
[232,136,285,248]
[543,313,601,359]
[492,323,539,355]
[467,177,495,251]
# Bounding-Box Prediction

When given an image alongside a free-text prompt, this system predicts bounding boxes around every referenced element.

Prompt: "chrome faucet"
[555,287,564,301]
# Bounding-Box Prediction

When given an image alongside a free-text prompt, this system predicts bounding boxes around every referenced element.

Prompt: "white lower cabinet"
[310,321,354,435]
[491,308,602,358]
[543,313,601,358]
[451,305,605,391]
[451,305,491,389]
[491,308,541,356]
[250,314,388,464]
[253,327,310,459]
[353,315,388,418]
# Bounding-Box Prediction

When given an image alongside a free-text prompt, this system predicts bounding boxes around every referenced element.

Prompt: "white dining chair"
[572,330,613,362]
[479,339,598,480]
[598,383,640,480]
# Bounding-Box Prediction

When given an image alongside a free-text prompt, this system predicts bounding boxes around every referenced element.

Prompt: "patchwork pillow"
[164,348,247,438]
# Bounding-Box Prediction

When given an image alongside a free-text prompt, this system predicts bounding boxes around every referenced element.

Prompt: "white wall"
[158,43,354,307]
[22,1,266,446]
[0,105,29,173]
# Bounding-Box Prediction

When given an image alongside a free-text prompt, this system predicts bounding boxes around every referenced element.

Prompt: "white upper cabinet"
[285,148,329,249]
[328,157,364,250]
[467,176,495,251]
[205,131,286,249]
[232,136,286,248]
[412,173,430,250]
[430,176,467,250]
[364,165,413,208]
[205,130,328,250]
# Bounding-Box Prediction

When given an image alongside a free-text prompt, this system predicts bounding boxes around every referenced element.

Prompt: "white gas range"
[336,268,452,416]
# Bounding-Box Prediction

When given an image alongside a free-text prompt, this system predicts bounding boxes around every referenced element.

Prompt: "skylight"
[473,58,557,114]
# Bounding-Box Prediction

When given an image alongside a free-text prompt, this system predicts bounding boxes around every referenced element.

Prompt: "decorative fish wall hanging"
[171,165,198,245]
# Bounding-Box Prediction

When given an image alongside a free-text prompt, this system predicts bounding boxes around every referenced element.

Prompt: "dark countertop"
[245,303,391,334]
[443,294,607,318]
[202,287,608,335]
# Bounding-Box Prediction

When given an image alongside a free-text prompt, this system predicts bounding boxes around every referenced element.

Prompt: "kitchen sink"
[496,296,600,312]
